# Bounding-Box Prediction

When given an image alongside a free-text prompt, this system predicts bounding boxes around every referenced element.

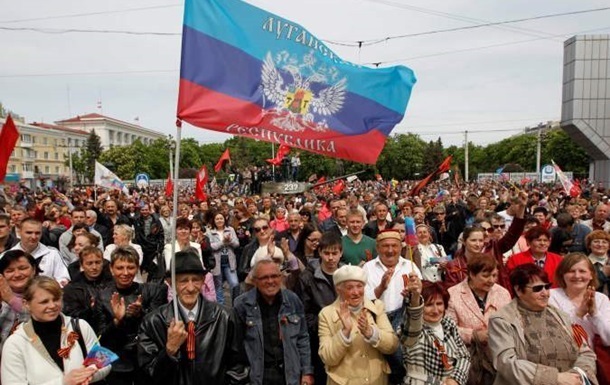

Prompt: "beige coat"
[489,299,598,385]
[318,298,399,385]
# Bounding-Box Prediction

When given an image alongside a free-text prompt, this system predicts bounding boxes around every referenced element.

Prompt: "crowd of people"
[0,177,609,385]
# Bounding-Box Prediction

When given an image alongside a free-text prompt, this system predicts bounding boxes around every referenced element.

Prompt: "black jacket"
[97,282,168,372]
[132,214,165,270]
[137,297,245,385]
[295,267,337,334]
[62,264,114,334]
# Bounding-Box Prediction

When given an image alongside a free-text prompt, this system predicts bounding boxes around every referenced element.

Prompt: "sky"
[1,0,609,148]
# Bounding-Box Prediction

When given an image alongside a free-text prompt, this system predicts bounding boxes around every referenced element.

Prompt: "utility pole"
[536,123,543,182]
[464,130,469,182]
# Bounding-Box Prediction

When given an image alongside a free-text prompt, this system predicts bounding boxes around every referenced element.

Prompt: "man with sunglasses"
[234,259,314,385]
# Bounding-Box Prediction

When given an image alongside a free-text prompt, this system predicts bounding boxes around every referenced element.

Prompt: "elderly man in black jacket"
[138,250,245,385]
[132,203,165,277]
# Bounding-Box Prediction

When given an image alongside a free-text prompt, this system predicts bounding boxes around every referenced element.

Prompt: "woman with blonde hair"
[1,276,110,385]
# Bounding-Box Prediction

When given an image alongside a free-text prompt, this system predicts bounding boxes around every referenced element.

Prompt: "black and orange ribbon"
[57,331,80,359]
[186,321,196,360]
[572,324,588,348]
[433,338,453,370]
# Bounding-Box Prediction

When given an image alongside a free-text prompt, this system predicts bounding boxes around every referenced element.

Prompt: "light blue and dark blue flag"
[177,0,416,164]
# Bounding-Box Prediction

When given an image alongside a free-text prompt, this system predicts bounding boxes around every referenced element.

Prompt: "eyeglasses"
[492,224,506,230]
[481,227,494,234]
[307,238,320,243]
[253,225,269,233]
[255,273,282,281]
[526,283,552,293]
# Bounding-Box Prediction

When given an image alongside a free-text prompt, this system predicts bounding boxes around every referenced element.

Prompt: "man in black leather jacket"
[138,250,245,385]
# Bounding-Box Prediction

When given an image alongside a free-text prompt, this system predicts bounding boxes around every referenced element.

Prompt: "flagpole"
[271,143,275,181]
[170,120,182,321]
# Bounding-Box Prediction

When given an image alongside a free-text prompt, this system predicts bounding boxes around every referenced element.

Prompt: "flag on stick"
[94,161,129,195]
[177,0,416,164]
[214,149,231,172]
[409,156,452,196]
[266,144,291,166]
[553,160,581,197]
[164,173,173,197]
[0,116,19,182]
[195,165,209,201]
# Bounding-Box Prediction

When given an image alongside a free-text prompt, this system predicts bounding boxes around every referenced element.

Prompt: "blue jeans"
[213,266,240,304]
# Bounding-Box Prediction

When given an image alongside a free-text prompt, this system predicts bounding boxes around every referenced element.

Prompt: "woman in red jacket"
[506,226,563,287]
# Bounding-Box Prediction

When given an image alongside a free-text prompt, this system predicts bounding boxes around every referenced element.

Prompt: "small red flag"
[195,165,208,201]
[0,116,19,182]
[266,144,291,166]
[332,179,346,195]
[214,149,231,173]
[164,173,173,197]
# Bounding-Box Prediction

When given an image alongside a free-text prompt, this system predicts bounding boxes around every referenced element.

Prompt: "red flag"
[214,149,231,172]
[410,155,452,196]
[266,144,291,166]
[195,165,208,201]
[164,173,173,197]
[0,116,19,182]
[332,179,346,195]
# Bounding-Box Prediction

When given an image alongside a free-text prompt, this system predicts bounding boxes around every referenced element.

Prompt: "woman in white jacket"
[1,276,110,385]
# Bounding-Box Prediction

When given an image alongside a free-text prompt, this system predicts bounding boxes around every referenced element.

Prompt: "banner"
[94,162,129,195]
[177,0,416,164]
[409,156,452,196]
[266,144,291,166]
[195,165,209,201]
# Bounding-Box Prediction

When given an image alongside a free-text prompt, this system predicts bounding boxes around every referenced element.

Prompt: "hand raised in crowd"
[576,286,597,318]
[357,308,373,339]
[0,275,14,304]
[267,237,276,258]
[337,300,353,338]
[126,294,143,318]
[110,292,126,324]
[375,267,394,298]
[300,374,314,385]
[166,319,188,356]
[402,272,422,306]
[63,366,97,385]
[280,238,290,257]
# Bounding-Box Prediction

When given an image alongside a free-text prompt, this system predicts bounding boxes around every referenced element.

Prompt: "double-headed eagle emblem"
[260,51,347,132]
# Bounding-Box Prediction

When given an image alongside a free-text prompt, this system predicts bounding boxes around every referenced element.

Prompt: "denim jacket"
[234,289,314,385]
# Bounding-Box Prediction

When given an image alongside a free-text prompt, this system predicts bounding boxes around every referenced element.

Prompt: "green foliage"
[90,128,590,182]
[82,130,103,182]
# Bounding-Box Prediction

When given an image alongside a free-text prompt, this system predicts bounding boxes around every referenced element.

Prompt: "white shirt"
[362,257,422,312]
[418,243,446,282]
[8,243,70,284]
[549,288,610,347]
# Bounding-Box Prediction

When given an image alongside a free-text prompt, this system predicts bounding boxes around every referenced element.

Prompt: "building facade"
[2,118,89,189]
[55,113,166,149]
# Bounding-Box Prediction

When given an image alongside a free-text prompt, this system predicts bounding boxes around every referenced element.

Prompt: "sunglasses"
[492,224,506,230]
[527,283,552,293]
[253,225,269,233]
[481,227,494,234]
[307,237,320,243]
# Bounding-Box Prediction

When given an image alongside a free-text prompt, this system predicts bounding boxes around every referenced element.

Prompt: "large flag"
[177,0,416,164]
[94,161,129,195]
[409,155,452,196]
[195,165,209,201]
[552,160,581,197]
[266,144,291,166]
[0,116,19,182]
[214,148,231,172]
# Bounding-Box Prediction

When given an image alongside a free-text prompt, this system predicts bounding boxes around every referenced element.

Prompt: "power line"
[0,26,179,36]
[365,25,610,65]
[359,0,561,41]
[0,3,181,24]
[0,69,177,78]
[326,6,610,47]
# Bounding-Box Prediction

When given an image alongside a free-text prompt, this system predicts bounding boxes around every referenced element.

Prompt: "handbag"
[594,334,610,385]
[466,334,495,385]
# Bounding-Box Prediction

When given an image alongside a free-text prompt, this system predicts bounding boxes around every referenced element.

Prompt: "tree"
[83,130,103,182]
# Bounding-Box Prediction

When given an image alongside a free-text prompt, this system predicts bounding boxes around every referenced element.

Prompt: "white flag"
[94,161,129,195]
